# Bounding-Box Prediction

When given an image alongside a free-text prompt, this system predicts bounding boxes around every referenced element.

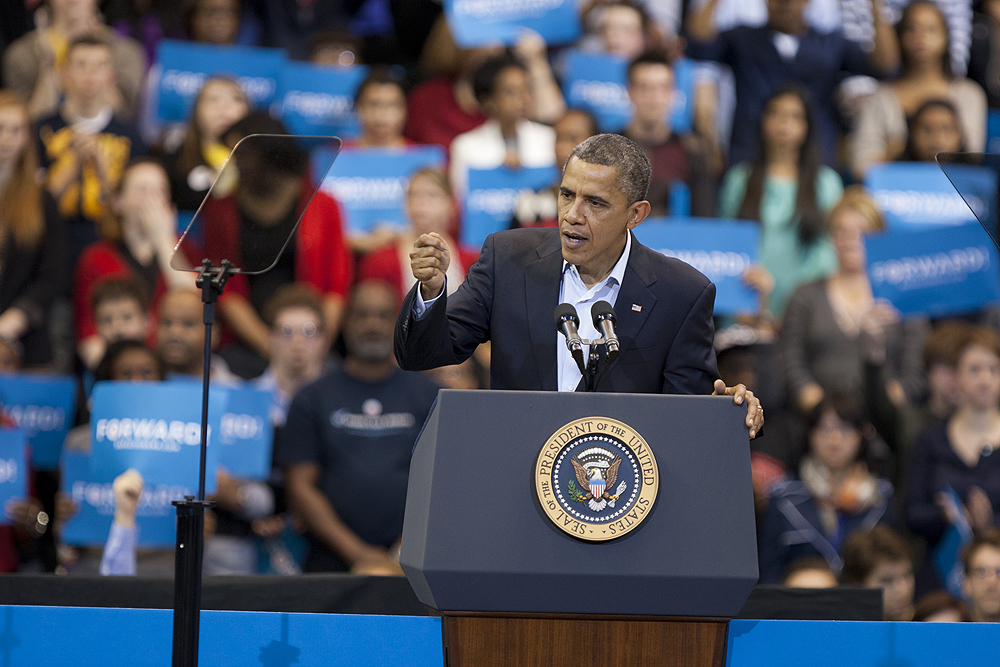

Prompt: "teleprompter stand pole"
[171,258,232,667]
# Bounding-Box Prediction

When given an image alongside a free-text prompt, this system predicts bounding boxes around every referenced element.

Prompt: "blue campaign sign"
[214,387,274,480]
[865,162,995,229]
[156,40,286,122]
[563,51,695,134]
[462,166,558,247]
[933,484,973,599]
[443,0,581,47]
[315,145,447,235]
[867,223,1000,316]
[0,373,76,469]
[633,218,760,314]
[988,110,1000,154]
[276,61,368,138]
[0,429,27,525]
[564,50,630,133]
[61,450,188,547]
[89,381,223,494]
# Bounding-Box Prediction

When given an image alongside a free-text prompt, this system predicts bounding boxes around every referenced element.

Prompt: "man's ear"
[627,200,651,230]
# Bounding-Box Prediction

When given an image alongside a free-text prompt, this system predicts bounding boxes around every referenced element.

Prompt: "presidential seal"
[534,417,659,542]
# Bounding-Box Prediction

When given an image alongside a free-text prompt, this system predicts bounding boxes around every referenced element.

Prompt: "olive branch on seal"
[567,480,585,502]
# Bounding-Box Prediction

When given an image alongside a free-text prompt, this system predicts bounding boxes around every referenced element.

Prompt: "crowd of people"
[0,0,999,624]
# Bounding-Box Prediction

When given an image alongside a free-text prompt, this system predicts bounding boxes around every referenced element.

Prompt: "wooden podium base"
[441,612,729,667]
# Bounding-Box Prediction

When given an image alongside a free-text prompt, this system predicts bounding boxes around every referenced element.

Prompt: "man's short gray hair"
[565,134,651,205]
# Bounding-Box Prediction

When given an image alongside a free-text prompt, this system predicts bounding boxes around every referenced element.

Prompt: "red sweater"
[73,241,174,342]
[200,186,353,307]
[404,78,487,150]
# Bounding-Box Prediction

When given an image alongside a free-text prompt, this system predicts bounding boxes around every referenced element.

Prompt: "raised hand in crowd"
[968,487,996,532]
[511,29,565,124]
[113,468,143,529]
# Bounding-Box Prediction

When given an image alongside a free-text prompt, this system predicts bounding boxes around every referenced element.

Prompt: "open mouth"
[562,230,588,249]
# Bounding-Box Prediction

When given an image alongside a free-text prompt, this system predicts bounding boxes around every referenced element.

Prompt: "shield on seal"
[589,477,605,501]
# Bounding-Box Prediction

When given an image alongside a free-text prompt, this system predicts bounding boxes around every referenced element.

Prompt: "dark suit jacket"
[394,228,719,394]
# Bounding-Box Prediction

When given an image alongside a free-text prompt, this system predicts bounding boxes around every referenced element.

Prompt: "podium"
[400,390,758,667]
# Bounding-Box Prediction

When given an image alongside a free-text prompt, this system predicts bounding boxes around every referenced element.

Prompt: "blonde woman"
[780,187,926,415]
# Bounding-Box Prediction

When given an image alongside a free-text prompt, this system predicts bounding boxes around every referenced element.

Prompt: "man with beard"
[276,280,439,574]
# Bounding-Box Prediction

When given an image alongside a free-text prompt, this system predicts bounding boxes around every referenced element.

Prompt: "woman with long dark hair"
[719,86,843,319]
[162,76,249,211]
[900,99,967,162]
[0,91,69,367]
[850,1,985,178]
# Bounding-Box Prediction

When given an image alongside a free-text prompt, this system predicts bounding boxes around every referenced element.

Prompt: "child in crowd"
[73,158,193,368]
[89,278,150,361]
[841,525,916,621]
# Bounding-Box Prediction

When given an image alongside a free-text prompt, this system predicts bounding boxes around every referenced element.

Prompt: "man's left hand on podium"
[712,379,763,439]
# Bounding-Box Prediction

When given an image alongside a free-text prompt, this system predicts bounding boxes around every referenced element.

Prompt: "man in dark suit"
[395,134,763,437]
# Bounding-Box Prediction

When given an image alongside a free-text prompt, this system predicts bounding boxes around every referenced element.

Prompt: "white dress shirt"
[557,232,631,392]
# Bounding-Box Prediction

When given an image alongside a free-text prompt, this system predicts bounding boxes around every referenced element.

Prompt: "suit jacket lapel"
[525,234,563,391]
[589,235,658,390]
[615,237,657,345]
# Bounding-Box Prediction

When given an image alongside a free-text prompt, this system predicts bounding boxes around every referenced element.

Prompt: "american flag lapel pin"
[632,304,642,312]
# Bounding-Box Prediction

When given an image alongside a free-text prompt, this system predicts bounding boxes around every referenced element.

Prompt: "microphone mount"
[554,302,622,392]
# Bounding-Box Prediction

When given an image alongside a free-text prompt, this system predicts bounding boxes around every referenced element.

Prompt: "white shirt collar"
[561,230,632,290]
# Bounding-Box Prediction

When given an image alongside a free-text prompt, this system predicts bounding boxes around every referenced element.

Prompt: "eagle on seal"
[572,456,622,511]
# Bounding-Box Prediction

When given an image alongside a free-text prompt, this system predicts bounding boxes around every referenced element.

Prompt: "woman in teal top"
[720,86,844,319]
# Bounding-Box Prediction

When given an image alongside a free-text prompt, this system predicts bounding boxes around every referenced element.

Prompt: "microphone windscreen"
[554,303,580,328]
[591,300,617,326]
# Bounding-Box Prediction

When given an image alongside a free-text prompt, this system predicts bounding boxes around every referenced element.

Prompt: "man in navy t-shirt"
[277,280,439,573]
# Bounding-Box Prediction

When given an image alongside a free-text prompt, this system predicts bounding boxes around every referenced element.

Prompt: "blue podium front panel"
[0,606,443,667]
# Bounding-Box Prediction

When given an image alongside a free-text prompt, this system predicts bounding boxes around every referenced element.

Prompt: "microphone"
[591,301,620,362]
[554,303,586,374]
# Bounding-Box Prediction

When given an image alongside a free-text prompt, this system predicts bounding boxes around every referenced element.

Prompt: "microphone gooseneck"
[591,301,620,362]
[554,303,586,375]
